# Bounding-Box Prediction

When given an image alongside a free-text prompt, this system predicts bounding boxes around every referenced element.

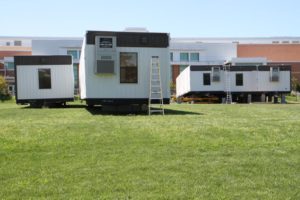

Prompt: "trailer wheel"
[87,104,94,108]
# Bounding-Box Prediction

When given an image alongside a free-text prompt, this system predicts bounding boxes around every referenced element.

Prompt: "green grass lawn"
[0,101,299,199]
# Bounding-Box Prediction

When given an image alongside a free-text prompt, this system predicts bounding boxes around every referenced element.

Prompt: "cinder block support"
[268,95,273,103]
[247,94,252,104]
[261,93,266,102]
[281,94,286,104]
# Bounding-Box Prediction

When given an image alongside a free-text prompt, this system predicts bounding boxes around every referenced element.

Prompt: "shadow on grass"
[85,107,202,116]
[20,104,87,109]
[19,103,203,116]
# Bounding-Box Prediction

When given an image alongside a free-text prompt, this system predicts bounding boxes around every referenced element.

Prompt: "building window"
[14,40,22,46]
[67,50,79,59]
[180,52,189,62]
[270,67,280,82]
[236,73,243,86]
[5,62,14,70]
[6,42,10,46]
[38,69,51,89]
[179,65,188,73]
[190,53,199,62]
[120,52,138,83]
[170,52,173,62]
[203,73,211,85]
[73,64,79,89]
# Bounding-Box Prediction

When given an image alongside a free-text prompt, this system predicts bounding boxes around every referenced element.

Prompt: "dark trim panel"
[85,98,170,105]
[190,65,291,72]
[181,91,291,97]
[14,55,72,66]
[14,59,18,101]
[16,98,74,104]
[190,65,223,71]
[86,31,169,48]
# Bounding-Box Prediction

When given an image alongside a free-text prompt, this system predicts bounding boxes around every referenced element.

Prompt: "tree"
[291,76,299,92]
[0,76,10,101]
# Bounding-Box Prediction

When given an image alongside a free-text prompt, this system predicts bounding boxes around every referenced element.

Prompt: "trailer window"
[38,69,51,89]
[236,73,243,86]
[203,73,211,85]
[120,52,138,83]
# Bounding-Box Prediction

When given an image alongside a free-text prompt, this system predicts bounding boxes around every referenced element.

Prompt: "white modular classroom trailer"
[176,65,291,102]
[79,31,170,106]
[14,55,74,106]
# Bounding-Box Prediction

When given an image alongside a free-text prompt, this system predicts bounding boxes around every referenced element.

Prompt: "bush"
[0,76,11,101]
[296,83,300,92]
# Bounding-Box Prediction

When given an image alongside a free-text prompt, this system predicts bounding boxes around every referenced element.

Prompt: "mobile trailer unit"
[14,55,74,107]
[176,65,291,102]
[79,31,170,107]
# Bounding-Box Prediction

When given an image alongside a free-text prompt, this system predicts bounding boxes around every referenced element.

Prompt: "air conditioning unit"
[212,66,221,82]
[270,67,280,82]
[212,76,220,82]
[95,36,117,74]
[270,75,279,82]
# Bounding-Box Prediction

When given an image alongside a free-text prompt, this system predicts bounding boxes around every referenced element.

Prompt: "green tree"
[0,76,10,101]
[291,76,298,92]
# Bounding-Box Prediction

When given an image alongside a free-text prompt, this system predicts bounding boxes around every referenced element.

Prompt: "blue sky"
[1,0,300,37]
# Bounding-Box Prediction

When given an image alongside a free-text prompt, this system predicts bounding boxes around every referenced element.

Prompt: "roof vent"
[124,27,149,32]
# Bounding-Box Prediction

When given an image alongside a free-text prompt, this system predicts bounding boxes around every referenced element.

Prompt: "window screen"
[203,73,211,85]
[236,73,243,86]
[120,52,138,83]
[38,69,51,89]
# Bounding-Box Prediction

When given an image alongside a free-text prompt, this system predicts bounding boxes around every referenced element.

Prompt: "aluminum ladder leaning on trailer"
[224,65,232,104]
[148,56,164,115]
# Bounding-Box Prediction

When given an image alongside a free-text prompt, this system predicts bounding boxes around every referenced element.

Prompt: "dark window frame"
[38,68,52,89]
[120,52,138,84]
[236,73,243,86]
[203,73,211,86]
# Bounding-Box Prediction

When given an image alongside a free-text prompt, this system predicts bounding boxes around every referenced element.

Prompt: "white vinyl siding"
[17,65,74,100]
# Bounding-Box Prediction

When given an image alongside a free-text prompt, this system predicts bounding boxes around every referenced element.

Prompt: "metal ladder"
[224,65,232,104]
[148,56,164,115]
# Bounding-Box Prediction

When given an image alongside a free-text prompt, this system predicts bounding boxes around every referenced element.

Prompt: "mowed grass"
[0,101,299,199]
